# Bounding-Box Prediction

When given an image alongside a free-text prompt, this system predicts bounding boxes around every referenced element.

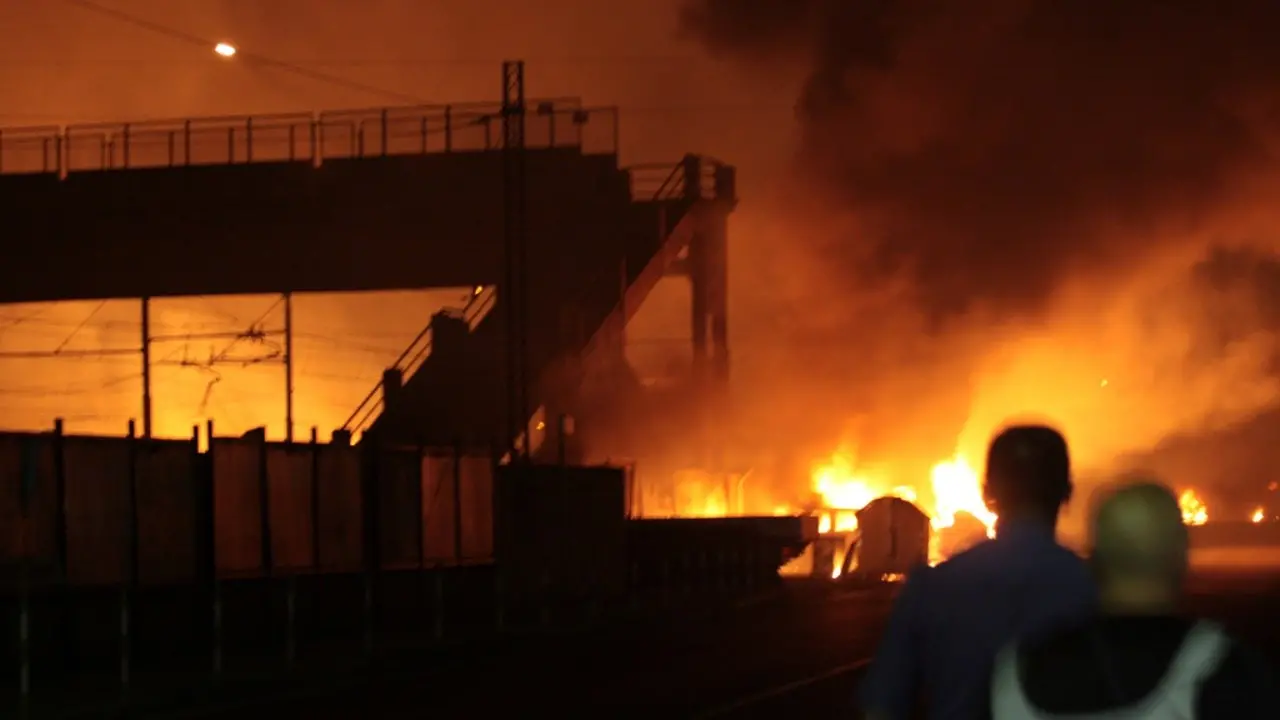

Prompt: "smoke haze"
[3,2,1280,510]
[680,0,1280,496]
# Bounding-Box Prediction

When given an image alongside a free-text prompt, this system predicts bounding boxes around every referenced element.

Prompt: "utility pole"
[502,60,528,460]
[140,297,152,438]
[284,292,294,443]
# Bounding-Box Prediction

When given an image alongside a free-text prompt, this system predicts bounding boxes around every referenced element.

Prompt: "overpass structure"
[0,87,736,464]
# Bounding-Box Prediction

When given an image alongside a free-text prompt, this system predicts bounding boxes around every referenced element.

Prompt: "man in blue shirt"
[859,424,1097,720]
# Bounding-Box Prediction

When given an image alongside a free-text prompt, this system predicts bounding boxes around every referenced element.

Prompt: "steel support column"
[502,60,529,460]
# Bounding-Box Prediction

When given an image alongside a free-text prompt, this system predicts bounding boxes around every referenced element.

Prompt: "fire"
[817,510,859,534]
[809,448,997,540]
[1251,506,1265,524]
[1178,489,1208,526]
[929,456,997,533]
[811,454,882,511]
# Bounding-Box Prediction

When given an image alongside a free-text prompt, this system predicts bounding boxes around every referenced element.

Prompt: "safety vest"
[991,621,1228,719]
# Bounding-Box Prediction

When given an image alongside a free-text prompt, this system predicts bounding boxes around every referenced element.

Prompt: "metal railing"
[627,161,687,201]
[341,285,498,437]
[0,99,620,176]
[627,154,730,202]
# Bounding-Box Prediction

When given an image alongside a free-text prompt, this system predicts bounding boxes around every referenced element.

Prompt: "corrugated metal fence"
[0,424,494,589]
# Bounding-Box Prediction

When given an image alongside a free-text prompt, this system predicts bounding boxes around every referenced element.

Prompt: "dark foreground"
[11,566,1278,718]
[174,568,1280,719]
[714,569,1280,718]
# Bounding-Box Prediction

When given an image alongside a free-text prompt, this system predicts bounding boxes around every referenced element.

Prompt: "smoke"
[682,0,1280,319]
[680,0,1280,475]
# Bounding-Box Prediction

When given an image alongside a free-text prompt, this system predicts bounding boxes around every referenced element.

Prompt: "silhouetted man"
[985,481,1275,718]
[860,425,1095,720]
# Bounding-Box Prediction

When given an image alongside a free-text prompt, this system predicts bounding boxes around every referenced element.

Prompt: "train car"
[838,496,930,584]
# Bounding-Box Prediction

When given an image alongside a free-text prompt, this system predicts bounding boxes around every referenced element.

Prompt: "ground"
[160,554,1280,718]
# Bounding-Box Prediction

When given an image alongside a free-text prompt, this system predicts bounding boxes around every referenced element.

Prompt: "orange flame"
[1178,489,1208,526]
[809,448,996,539]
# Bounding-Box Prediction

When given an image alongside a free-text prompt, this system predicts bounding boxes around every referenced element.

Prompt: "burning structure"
[651,0,1280,540]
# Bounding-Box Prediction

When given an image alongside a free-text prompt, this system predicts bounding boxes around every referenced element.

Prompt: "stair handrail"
[576,160,700,392]
[340,285,497,434]
[650,160,687,201]
[462,284,498,329]
[509,159,700,457]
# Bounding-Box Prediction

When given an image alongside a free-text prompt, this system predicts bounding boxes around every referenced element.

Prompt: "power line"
[0,348,139,360]
[149,329,286,343]
[51,299,107,352]
[58,0,423,104]
[0,54,708,69]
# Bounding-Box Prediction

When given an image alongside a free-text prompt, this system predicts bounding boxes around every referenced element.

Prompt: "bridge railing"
[627,154,732,202]
[0,100,620,176]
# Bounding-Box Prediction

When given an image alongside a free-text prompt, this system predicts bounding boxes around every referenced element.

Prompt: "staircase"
[514,159,710,456]
[338,284,497,440]
[338,154,733,456]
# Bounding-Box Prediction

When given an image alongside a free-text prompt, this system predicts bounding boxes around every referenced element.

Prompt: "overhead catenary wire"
[50,300,107,353]
[0,54,721,71]
[57,0,423,104]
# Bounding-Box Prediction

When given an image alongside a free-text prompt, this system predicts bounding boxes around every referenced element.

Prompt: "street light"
[214,42,237,58]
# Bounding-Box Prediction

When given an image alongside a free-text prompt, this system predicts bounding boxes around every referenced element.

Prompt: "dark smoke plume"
[680,0,1280,322]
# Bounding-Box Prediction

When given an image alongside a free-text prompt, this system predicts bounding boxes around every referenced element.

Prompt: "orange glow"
[1179,489,1208,526]
[809,447,997,545]
[1251,506,1265,524]
[214,42,237,58]
[929,455,997,533]
[0,291,478,441]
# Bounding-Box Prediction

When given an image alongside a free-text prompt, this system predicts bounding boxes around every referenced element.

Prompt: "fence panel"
[242,118,314,163]
[212,440,263,576]
[445,111,496,151]
[62,130,112,171]
[315,446,362,571]
[62,437,131,585]
[421,453,458,564]
[0,129,60,174]
[135,441,199,584]
[317,118,359,159]
[0,434,59,582]
[376,449,421,569]
[459,456,493,561]
[266,445,314,572]
[117,128,183,168]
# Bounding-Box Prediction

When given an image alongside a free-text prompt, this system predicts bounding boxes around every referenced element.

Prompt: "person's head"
[983,424,1072,527]
[1090,480,1189,613]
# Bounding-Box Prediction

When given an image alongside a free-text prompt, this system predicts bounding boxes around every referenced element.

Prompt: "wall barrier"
[0,422,793,718]
[0,423,495,589]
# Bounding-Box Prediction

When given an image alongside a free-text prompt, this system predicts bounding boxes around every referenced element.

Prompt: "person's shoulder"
[1200,630,1277,714]
[930,535,1084,571]
[1051,543,1093,580]
[931,536,998,570]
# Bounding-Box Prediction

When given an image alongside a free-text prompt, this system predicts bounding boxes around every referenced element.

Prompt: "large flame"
[809,447,997,539]
[1178,489,1208,526]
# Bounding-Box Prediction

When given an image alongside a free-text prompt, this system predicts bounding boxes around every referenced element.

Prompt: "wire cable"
[58,0,423,104]
[51,300,108,353]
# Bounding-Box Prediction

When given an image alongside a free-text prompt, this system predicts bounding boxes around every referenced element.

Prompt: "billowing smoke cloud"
[680,0,1280,322]
[678,0,1280,513]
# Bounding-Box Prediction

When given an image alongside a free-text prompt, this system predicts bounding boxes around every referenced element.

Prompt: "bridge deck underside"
[0,149,631,303]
